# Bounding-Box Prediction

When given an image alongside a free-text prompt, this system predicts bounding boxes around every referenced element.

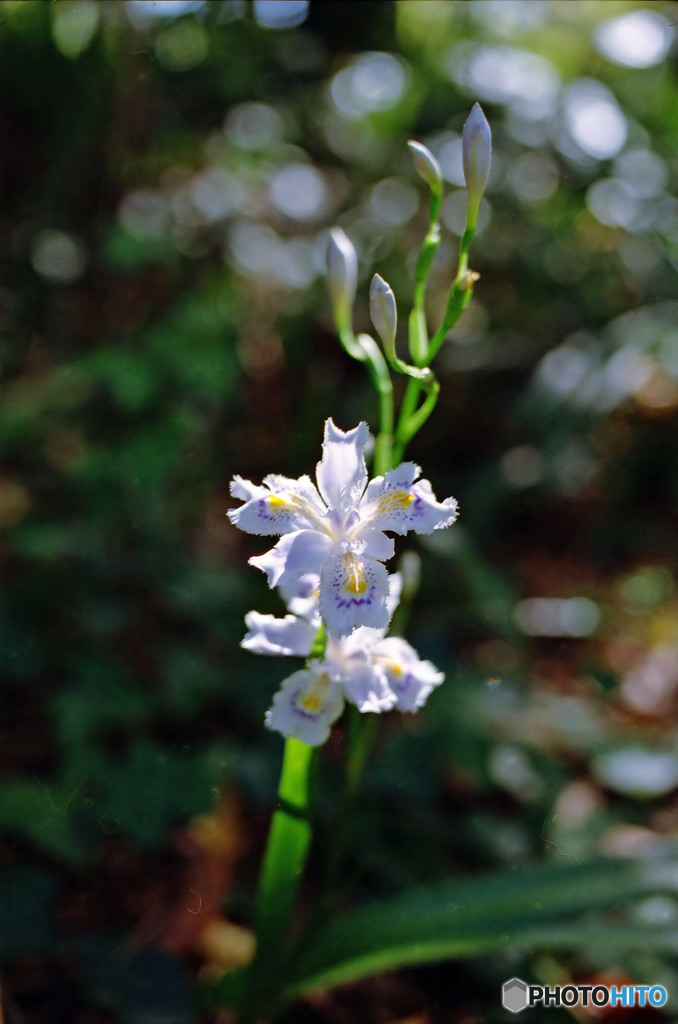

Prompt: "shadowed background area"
[1,1,678,1021]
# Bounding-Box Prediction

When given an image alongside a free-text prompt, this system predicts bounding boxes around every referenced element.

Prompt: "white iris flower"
[242,576,445,746]
[229,419,458,638]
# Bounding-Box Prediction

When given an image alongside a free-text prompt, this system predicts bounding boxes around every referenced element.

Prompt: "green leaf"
[0,779,84,864]
[284,855,678,996]
[53,656,147,742]
[80,347,159,412]
[97,740,217,848]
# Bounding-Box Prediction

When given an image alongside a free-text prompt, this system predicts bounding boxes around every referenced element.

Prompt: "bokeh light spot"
[450,44,559,119]
[438,137,465,187]
[31,230,87,283]
[155,19,208,71]
[226,103,285,150]
[614,149,668,200]
[595,10,673,69]
[514,597,601,637]
[369,178,419,226]
[253,0,309,29]
[509,153,559,205]
[501,445,544,488]
[118,190,169,240]
[587,178,638,230]
[126,0,206,29]
[562,80,627,161]
[269,164,328,222]
[593,748,678,799]
[331,52,409,118]
[51,0,100,60]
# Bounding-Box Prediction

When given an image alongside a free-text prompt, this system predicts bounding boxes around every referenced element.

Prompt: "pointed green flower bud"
[407,140,442,191]
[326,228,358,333]
[369,274,398,360]
[462,103,492,229]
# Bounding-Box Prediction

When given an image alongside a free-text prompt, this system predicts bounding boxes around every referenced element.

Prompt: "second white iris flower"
[243,575,445,746]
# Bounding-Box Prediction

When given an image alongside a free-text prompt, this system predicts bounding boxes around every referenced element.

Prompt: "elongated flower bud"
[462,103,492,228]
[326,228,357,332]
[369,274,397,360]
[407,140,442,191]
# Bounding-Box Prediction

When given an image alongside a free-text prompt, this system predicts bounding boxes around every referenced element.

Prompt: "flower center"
[299,672,330,713]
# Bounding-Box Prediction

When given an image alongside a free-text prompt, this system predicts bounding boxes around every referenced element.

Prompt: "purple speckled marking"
[398,493,424,527]
[257,497,281,523]
[377,485,425,527]
[330,556,377,610]
[391,670,413,694]
[334,587,375,610]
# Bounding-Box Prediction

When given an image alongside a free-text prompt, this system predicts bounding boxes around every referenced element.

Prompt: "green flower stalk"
[224,102,490,1024]
[407,140,442,366]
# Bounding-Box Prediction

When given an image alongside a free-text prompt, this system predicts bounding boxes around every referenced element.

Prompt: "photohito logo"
[501,977,668,1013]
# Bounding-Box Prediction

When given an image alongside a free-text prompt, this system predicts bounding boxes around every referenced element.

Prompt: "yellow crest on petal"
[342,553,368,595]
[300,673,331,713]
[377,489,414,516]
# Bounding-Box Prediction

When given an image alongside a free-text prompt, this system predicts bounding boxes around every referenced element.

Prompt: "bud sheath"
[369,274,398,361]
[462,103,492,229]
[326,228,358,332]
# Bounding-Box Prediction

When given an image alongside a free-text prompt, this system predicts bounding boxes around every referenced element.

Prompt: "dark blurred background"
[1,1,678,1021]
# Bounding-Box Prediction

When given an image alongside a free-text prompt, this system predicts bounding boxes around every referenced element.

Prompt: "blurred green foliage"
[1,0,678,1020]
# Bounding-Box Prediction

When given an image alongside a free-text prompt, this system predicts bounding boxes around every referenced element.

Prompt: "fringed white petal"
[372,636,444,711]
[319,551,391,637]
[265,667,344,746]
[316,419,370,514]
[241,612,317,657]
[361,463,458,535]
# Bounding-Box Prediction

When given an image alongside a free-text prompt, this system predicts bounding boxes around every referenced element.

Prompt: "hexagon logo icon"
[503,977,529,1013]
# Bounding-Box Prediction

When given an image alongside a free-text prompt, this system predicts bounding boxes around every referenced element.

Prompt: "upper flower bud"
[369,273,397,360]
[407,140,442,191]
[462,103,492,228]
[326,228,358,332]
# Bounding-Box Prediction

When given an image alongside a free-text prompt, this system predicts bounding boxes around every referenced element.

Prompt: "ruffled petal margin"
[361,462,458,535]
[372,636,444,712]
[265,667,344,746]
[315,419,370,515]
[241,611,317,657]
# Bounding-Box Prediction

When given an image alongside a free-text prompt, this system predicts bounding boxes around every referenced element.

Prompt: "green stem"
[410,182,442,365]
[426,225,475,362]
[395,378,440,455]
[241,737,315,1019]
[397,375,422,440]
[338,327,394,477]
[393,222,476,461]
[254,737,315,956]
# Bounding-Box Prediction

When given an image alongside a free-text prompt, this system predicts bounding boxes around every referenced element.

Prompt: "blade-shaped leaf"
[285,854,678,995]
